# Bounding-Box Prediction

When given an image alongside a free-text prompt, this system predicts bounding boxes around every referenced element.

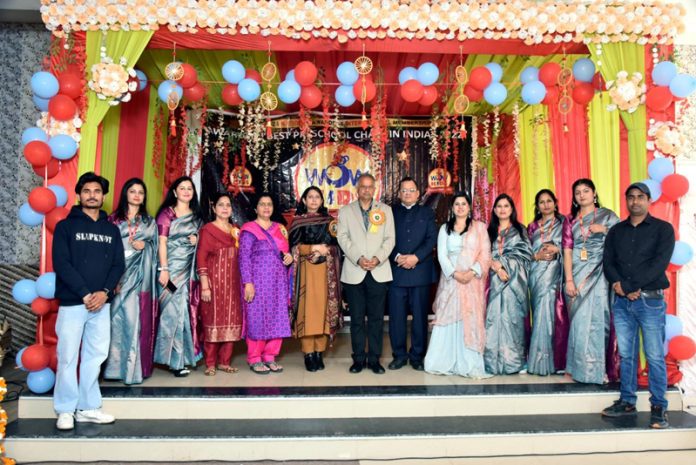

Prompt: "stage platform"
[5,334,696,462]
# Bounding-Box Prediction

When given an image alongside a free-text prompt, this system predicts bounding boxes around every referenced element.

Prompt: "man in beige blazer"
[337,173,395,374]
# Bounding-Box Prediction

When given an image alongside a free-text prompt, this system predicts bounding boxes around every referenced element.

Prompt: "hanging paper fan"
[261,62,277,82]
[260,91,278,111]
[354,56,373,75]
[454,94,470,114]
[455,65,468,84]
[165,62,184,81]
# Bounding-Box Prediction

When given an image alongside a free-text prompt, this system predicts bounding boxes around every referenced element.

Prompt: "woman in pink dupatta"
[425,193,492,378]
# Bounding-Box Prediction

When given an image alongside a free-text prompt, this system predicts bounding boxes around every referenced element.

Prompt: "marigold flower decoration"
[88,52,137,106]
[647,121,687,158]
[605,71,646,113]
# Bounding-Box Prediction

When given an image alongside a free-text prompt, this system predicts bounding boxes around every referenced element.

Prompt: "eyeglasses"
[400,188,417,193]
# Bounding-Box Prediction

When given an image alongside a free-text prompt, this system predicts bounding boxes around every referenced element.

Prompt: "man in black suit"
[388,177,437,371]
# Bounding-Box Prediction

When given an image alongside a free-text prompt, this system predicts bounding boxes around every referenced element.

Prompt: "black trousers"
[388,284,430,363]
[343,272,389,364]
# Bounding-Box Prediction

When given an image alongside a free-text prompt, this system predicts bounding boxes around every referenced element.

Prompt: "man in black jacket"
[52,172,124,431]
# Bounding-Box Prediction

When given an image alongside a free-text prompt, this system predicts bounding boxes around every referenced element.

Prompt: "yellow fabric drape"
[518,105,554,225]
[588,92,621,215]
[79,30,154,176]
[589,42,646,182]
[100,105,122,212]
[143,88,167,215]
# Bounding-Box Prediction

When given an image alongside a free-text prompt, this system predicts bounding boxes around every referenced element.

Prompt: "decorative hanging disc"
[454,94,470,114]
[167,92,180,111]
[354,56,373,75]
[261,62,277,81]
[165,61,184,81]
[557,68,573,87]
[455,65,468,84]
[558,95,573,114]
[260,91,278,111]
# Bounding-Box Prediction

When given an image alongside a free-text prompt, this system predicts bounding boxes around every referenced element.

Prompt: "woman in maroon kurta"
[196,193,243,376]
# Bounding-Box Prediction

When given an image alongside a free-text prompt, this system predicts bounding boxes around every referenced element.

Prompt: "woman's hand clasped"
[158,270,170,287]
[201,288,212,303]
[282,253,294,266]
[244,283,255,302]
[131,240,146,251]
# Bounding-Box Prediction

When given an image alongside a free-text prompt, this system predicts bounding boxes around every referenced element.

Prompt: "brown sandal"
[217,365,239,374]
[204,367,216,376]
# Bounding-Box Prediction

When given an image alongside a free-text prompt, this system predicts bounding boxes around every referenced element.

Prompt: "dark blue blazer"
[389,203,438,287]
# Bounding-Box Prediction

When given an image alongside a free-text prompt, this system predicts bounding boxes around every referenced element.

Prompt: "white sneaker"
[56,412,74,430]
[75,408,115,424]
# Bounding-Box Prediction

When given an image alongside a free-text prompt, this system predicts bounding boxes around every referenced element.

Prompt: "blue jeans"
[612,295,667,408]
[54,304,110,414]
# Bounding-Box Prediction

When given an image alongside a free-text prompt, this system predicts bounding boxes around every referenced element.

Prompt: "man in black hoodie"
[52,172,124,431]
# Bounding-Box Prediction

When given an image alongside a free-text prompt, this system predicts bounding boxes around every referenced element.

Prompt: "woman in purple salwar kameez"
[239,194,293,374]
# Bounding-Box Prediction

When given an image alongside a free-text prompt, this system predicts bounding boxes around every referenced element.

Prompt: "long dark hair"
[532,189,564,222]
[295,186,329,216]
[445,192,472,235]
[570,178,601,219]
[156,176,202,220]
[488,193,525,243]
[112,178,149,221]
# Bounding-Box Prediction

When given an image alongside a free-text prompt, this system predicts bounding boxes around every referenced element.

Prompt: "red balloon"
[418,85,438,106]
[33,158,61,179]
[592,72,606,91]
[21,344,50,371]
[539,62,562,87]
[542,85,559,105]
[31,297,52,316]
[572,82,595,105]
[50,299,60,311]
[28,187,57,214]
[400,79,424,103]
[668,335,696,361]
[46,207,69,232]
[24,140,52,166]
[300,85,323,109]
[295,61,318,86]
[661,174,689,202]
[183,82,206,102]
[221,84,243,106]
[178,63,198,89]
[469,67,492,91]
[667,263,683,273]
[464,84,483,102]
[353,78,377,103]
[245,69,262,84]
[646,86,674,112]
[48,94,77,121]
[58,73,83,100]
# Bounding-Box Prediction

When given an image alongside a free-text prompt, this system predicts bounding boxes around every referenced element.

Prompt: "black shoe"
[388,358,408,370]
[304,353,318,372]
[171,368,190,378]
[367,361,385,374]
[650,405,669,429]
[410,360,425,371]
[314,352,325,370]
[349,360,366,373]
[601,400,637,417]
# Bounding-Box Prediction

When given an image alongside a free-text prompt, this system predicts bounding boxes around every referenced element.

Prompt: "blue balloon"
[15,347,28,371]
[238,78,261,102]
[417,62,439,86]
[19,202,44,227]
[483,82,507,106]
[520,66,540,85]
[157,80,183,104]
[671,240,693,266]
[642,179,662,202]
[485,63,503,82]
[337,61,359,86]
[285,70,295,81]
[277,80,301,104]
[135,69,148,91]
[31,71,59,99]
[669,73,696,99]
[48,185,68,207]
[521,81,547,105]
[335,85,356,107]
[33,95,49,111]
[665,314,683,342]
[399,67,418,85]
[12,279,38,305]
[48,134,78,160]
[652,61,678,87]
[222,60,245,84]
[36,272,56,299]
[572,58,596,83]
[27,368,56,394]
[22,127,49,146]
[648,157,674,182]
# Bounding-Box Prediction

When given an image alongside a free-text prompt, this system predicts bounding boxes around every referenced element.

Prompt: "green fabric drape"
[143,88,166,216]
[589,42,646,182]
[100,105,121,212]
[518,105,554,225]
[79,30,154,176]
[588,92,621,215]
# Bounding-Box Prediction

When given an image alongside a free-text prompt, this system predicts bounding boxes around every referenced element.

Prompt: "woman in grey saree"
[105,179,158,385]
[564,178,619,384]
[484,194,533,375]
[153,176,203,377]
